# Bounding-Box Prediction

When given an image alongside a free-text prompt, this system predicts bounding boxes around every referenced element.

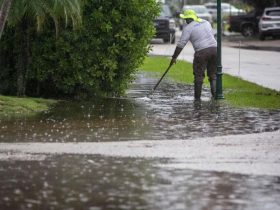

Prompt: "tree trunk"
[16,16,30,96]
[0,0,12,39]
[181,0,185,9]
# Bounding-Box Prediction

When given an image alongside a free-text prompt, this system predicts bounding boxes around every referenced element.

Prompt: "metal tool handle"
[152,63,173,93]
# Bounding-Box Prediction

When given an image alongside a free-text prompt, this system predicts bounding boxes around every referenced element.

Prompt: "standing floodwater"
[1,73,280,210]
[0,73,279,142]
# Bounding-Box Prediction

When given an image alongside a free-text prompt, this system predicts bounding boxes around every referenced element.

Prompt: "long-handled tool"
[149,63,173,96]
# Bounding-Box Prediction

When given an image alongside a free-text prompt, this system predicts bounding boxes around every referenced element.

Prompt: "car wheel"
[272,35,279,40]
[259,33,266,41]
[163,38,170,43]
[241,25,254,37]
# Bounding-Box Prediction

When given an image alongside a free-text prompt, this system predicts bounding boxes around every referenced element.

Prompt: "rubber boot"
[210,79,216,98]
[194,82,203,100]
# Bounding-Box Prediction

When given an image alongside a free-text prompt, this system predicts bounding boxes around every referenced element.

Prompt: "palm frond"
[7,0,83,34]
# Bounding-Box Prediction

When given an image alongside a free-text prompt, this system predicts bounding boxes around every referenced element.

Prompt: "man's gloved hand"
[171,46,183,66]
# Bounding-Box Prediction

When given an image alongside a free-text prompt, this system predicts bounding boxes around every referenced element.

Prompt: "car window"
[160,5,172,17]
[205,4,216,9]
[266,10,280,16]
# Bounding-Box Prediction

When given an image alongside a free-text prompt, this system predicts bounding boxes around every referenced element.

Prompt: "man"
[171,9,217,100]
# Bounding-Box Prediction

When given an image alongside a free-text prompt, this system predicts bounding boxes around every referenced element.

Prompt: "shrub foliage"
[0,0,159,98]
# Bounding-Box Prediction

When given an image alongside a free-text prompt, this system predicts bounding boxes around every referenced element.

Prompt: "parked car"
[228,9,262,37]
[205,2,244,21]
[154,4,176,43]
[259,7,280,40]
[179,5,213,30]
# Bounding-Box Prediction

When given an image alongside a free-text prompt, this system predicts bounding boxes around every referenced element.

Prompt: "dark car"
[228,10,262,37]
[154,4,176,43]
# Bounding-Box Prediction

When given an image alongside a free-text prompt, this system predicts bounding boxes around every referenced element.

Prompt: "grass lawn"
[139,56,280,109]
[0,95,57,119]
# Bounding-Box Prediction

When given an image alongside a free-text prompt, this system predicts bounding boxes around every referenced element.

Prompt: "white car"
[205,2,244,21]
[259,7,280,40]
[222,3,245,16]
[179,5,212,30]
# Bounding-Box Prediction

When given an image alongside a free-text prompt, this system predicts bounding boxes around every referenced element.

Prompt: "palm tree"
[0,0,12,39]
[0,0,83,96]
[5,0,82,38]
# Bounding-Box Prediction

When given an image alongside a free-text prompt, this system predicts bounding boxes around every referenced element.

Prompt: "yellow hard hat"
[180,9,202,22]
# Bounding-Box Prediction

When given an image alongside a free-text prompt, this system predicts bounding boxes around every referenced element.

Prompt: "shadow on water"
[0,73,279,142]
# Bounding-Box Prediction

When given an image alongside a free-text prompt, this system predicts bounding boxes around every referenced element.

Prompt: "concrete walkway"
[150,33,280,91]
[1,131,280,176]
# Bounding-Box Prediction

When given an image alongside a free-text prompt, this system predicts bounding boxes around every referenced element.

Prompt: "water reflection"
[0,73,279,142]
[0,155,279,210]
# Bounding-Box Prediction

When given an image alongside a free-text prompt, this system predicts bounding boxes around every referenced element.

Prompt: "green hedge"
[0,0,159,98]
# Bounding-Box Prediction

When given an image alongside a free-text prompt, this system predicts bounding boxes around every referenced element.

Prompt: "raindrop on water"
[14,189,22,195]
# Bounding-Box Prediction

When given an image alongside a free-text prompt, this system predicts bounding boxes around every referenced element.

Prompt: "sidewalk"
[223,33,280,52]
[1,131,280,176]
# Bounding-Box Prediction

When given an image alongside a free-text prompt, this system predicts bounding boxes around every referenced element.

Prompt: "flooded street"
[0,73,279,142]
[1,73,280,210]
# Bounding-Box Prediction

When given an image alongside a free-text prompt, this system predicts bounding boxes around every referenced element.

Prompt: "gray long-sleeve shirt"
[177,20,217,52]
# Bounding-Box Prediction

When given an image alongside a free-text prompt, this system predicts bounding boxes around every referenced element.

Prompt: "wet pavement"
[1,73,280,210]
[1,155,280,210]
[223,33,280,52]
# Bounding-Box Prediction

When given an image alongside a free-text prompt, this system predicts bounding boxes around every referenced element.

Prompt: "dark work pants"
[193,47,217,83]
[193,47,217,98]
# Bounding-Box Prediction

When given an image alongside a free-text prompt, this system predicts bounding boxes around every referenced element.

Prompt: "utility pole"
[215,0,224,99]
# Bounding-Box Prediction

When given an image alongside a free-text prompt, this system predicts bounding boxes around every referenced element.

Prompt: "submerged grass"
[139,56,280,109]
[0,95,58,119]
